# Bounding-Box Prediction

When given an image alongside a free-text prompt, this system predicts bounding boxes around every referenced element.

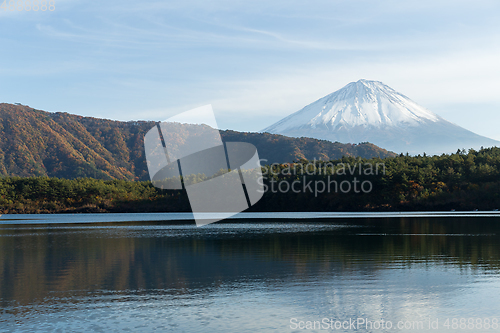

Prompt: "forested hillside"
[0,103,395,180]
[1,147,500,213]
[0,103,151,180]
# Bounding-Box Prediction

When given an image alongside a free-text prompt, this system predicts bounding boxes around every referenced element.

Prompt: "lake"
[1,213,500,332]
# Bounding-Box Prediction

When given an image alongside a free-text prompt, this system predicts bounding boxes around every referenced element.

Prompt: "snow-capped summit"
[263,80,499,155]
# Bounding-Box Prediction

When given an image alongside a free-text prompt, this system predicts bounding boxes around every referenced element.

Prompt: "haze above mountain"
[263,79,500,155]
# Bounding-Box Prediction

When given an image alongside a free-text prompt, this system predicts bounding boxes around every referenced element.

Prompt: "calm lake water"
[1,213,500,332]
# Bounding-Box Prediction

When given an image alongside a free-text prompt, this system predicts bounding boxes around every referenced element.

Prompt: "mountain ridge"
[0,103,395,180]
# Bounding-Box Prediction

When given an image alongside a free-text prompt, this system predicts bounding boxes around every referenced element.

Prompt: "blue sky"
[1,0,500,139]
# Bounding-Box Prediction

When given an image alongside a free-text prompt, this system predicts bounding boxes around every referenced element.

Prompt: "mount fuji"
[262,79,500,155]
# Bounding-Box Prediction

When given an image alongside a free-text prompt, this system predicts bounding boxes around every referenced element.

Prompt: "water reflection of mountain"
[1,217,500,310]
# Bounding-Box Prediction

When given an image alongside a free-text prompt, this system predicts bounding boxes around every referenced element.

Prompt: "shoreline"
[2,211,500,225]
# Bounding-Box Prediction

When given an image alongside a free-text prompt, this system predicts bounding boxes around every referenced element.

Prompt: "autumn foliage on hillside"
[0,103,395,180]
[0,103,152,180]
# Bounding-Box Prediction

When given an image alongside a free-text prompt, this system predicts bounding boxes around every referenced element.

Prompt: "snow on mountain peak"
[262,79,500,155]
[264,79,441,133]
